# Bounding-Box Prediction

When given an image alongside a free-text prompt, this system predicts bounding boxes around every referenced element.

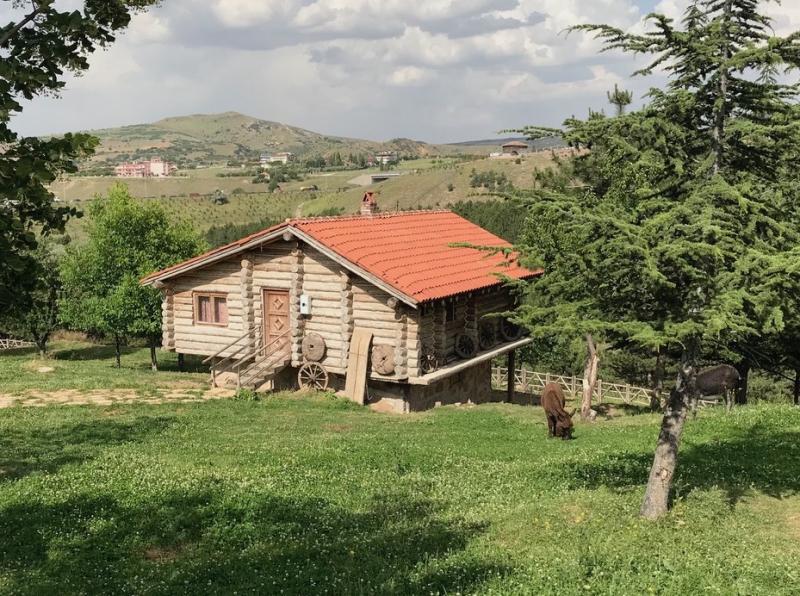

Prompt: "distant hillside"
[79,112,476,171]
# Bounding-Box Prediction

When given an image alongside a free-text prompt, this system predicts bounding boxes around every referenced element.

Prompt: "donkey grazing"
[541,382,575,440]
[695,364,741,414]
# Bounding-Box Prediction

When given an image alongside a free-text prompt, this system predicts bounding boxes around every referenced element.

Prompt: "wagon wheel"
[420,347,440,374]
[298,362,329,390]
[478,320,497,350]
[454,334,478,359]
[499,318,523,342]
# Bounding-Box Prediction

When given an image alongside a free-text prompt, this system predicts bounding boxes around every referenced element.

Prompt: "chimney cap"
[361,191,379,216]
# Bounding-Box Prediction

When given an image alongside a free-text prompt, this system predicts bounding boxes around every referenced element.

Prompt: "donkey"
[695,364,741,414]
[541,382,575,440]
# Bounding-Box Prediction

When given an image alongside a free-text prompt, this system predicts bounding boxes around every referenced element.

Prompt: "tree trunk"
[640,353,696,520]
[712,0,732,175]
[149,337,159,372]
[581,334,599,421]
[794,369,800,407]
[651,347,664,412]
[735,358,750,405]
[114,334,121,369]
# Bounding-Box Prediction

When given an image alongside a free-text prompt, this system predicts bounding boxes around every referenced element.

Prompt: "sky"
[8,0,800,143]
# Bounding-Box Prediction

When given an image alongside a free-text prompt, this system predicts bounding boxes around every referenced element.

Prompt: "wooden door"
[262,289,290,353]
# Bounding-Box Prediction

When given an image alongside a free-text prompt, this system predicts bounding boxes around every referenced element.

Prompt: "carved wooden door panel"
[263,289,290,353]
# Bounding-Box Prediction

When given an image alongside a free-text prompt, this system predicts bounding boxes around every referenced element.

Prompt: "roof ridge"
[289,209,453,225]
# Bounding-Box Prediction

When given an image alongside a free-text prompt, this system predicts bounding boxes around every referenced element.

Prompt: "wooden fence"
[0,338,34,351]
[491,367,657,407]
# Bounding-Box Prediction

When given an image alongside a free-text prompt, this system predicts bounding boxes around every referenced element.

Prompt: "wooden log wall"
[171,260,244,357]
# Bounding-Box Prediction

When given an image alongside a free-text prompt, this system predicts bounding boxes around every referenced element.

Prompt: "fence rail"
[491,367,657,407]
[491,367,722,408]
[0,338,35,351]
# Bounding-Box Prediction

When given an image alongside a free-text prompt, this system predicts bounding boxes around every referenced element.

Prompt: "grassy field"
[0,344,799,594]
[0,343,208,395]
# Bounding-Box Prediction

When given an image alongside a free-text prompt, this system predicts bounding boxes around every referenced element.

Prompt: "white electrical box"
[299,294,312,315]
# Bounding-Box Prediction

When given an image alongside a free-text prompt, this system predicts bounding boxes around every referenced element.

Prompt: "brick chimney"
[361,191,379,216]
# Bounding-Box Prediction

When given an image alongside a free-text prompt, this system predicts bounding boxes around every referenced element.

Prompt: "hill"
[79,112,483,171]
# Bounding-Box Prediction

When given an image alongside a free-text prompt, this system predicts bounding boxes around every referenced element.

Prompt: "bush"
[234,388,260,401]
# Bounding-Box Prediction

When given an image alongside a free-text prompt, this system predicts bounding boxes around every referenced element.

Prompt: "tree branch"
[0,1,46,48]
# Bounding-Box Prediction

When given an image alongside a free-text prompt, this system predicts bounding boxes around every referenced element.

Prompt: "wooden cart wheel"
[301,332,326,362]
[420,348,439,374]
[454,334,477,359]
[478,319,497,350]
[499,319,523,342]
[298,362,329,390]
[371,344,396,375]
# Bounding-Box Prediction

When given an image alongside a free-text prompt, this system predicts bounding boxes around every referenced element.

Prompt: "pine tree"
[515,0,800,519]
[607,84,633,116]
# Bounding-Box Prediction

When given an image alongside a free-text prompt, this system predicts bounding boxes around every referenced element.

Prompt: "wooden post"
[339,270,354,370]
[289,244,305,367]
[240,256,255,354]
[394,304,408,379]
[434,301,447,363]
[177,353,185,372]
[162,287,175,351]
[598,379,603,404]
[507,350,516,403]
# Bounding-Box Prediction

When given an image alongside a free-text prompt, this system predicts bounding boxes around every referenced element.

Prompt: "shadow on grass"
[562,425,800,506]
[51,344,208,373]
[0,415,175,482]
[595,402,653,418]
[0,489,506,594]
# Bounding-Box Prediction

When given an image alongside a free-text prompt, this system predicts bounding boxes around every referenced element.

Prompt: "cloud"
[12,1,799,143]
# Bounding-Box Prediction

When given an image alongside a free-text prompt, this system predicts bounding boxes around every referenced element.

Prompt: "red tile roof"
[142,211,541,304]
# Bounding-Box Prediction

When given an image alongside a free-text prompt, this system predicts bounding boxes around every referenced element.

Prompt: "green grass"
[0,342,208,395]
[0,373,798,594]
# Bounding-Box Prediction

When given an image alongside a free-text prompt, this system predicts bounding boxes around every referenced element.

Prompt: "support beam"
[507,349,516,403]
[162,287,175,351]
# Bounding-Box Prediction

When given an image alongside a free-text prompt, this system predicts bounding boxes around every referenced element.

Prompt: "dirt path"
[0,387,235,409]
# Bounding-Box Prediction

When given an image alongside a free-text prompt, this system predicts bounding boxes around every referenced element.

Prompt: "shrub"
[234,388,260,401]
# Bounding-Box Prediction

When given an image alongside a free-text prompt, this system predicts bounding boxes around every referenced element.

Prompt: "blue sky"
[7,0,800,143]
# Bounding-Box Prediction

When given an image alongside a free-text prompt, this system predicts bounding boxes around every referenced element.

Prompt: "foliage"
[0,240,61,355]
[468,169,513,191]
[516,0,800,370]
[0,0,160,307]
[450,199,528,243]
[59,184,204,365]
[233,388,260,402]
[0,392,797,593]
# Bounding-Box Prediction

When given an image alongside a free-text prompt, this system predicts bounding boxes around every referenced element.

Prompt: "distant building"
[501,141,529,156]
[114,157,176,178]
[375,151,398,165]
[261,152,295,166]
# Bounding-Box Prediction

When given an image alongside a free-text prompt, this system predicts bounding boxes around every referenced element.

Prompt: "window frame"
[193,292,229,327]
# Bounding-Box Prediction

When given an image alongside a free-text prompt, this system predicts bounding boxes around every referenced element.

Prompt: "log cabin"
[141,194,541,412]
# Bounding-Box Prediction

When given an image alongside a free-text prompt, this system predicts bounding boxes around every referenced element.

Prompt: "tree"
[607,84,633,116]
[0,0,160,307]
[514,0,800,519]
[60,184,205,369]
[0,240,61,357]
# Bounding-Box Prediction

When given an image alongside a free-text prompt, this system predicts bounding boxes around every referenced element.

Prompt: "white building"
[261,152,295,167]
[375,151,398,165]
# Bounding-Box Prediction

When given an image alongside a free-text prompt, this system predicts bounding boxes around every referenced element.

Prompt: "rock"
[36,366,55,373]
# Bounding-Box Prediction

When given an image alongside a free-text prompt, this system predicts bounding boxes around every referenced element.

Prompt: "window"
[445,301,456,322]
[194,293,228,325]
